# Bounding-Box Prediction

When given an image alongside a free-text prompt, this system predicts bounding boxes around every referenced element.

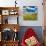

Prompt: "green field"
[23,13,37,20]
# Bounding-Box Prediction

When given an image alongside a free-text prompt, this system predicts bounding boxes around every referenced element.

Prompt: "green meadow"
[23,13,37,20]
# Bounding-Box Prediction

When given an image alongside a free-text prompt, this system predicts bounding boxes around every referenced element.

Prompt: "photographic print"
[2,10,9,15]
[23,6,38,20]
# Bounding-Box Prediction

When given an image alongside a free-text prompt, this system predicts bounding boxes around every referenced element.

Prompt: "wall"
[0,0,44,26]
[0,0,15,7]
[44,0,46,26]
[43,0,46,45]
[18,26,44,44]
[0,0,44,45]
[18,0,44,26]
